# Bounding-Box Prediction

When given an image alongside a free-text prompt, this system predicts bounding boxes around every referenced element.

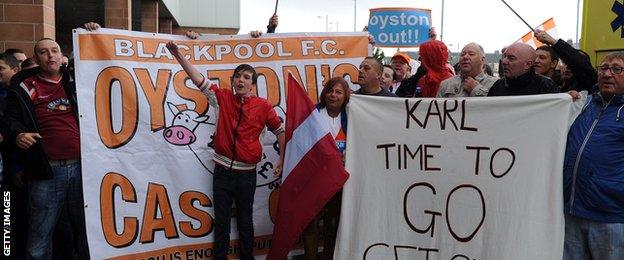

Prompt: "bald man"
[488,42,558,96]
[438,43,498,97]
[3,38,88,258]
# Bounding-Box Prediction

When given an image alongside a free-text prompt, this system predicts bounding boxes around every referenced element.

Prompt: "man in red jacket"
[166,41,285,260]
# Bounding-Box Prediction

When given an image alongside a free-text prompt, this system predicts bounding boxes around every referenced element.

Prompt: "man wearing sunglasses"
[563,51,624,260]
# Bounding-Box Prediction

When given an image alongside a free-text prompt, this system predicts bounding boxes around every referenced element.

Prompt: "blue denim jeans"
[564,213,624,260]
[212,164,257,260]
[27,162,89,260]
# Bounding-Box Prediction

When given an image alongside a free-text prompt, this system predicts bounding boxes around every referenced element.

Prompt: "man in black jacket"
[395,62,427,97]
[534,29,597,93]
[3,38,88,259]
[488,42,558,96]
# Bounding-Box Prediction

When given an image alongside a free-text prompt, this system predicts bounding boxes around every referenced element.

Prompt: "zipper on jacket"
[13,89,39,132]
[228,97,245,171]
[569,99,611,213]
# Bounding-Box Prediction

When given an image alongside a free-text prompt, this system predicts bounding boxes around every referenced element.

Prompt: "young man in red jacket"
[166,41,285,260]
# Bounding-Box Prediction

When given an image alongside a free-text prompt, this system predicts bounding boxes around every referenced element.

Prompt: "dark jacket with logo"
[2,66,78,180]
[395,65,427,97]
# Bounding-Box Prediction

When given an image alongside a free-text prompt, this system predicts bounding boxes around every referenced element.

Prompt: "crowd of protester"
[0,11,622,260]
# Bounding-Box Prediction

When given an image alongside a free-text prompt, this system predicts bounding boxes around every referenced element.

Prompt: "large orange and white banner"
[72,28,369,259]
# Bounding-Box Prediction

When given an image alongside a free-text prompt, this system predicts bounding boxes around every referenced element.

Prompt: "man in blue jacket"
[563,51,624,260]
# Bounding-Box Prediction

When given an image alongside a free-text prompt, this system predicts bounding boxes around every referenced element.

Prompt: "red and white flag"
[266,74,350,260]
[516,17,558,48]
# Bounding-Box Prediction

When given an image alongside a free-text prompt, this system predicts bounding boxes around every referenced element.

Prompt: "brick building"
[0,0,240,56]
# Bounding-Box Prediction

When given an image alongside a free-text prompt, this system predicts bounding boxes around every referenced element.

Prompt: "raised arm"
[267,14,278,33]
[166,41,205,87]
[534,29,597,91]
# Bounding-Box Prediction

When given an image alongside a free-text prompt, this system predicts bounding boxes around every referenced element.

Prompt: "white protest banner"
[336,94,585,260]
[73,28,369,259]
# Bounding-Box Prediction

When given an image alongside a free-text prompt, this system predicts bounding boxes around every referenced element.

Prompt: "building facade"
[0,0,240,56]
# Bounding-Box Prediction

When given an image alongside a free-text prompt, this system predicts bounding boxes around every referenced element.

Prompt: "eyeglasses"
[596,66,624,75]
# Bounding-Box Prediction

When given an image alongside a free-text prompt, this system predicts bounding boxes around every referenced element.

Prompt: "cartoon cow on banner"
[163,102,209,145]
[163,101,216,173]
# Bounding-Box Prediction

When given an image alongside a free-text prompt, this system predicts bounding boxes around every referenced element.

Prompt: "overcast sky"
[239,0,583,54]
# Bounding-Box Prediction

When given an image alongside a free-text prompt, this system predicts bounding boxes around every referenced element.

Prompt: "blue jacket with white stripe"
[564,93,624,223]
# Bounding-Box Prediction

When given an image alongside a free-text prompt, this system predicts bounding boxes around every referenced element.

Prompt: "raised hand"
[534,29,557,45]
[250,30,263,38]
[429,27,437,40]
[185,30,199,39]
[269,14,278,28]
[84,22,101,31]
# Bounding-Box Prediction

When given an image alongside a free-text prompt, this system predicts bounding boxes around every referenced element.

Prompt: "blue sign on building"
[368,8,432,47]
